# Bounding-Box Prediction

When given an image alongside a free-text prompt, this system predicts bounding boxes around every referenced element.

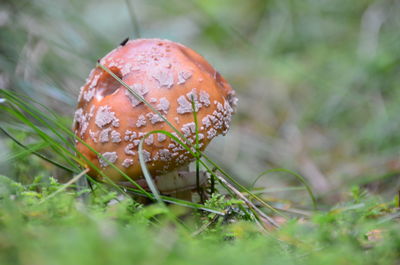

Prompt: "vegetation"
[0,176,399,265]
[0,0,399,264]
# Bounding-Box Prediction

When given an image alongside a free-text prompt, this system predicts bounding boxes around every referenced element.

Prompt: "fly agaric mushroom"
[73,38,237,198]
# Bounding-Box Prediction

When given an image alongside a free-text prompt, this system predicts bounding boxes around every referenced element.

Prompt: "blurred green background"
[1,0,399,204]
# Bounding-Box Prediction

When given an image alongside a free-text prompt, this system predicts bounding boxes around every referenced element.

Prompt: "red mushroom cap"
[73,38,237,185]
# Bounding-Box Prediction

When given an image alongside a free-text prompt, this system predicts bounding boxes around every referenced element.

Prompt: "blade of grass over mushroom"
[190,95,202,200]
[251,168,317,210]
[138,132,163,204]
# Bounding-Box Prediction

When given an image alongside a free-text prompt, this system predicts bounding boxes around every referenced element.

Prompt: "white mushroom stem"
[118,165,208,201]
[155,165,207,195]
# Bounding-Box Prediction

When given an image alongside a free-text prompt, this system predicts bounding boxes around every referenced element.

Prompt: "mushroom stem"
[118,165,208,202]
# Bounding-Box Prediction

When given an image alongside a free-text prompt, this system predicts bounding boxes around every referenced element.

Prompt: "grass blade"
[39,168,89,204]
[251,168,317,210]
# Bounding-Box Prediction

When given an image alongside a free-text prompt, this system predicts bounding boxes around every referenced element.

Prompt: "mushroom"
[73,38,238,199]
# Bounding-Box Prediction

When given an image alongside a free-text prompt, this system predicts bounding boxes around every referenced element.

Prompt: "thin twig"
[216,174,279,229]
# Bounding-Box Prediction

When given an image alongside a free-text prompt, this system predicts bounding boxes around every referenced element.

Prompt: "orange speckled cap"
[73,38,238,185]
